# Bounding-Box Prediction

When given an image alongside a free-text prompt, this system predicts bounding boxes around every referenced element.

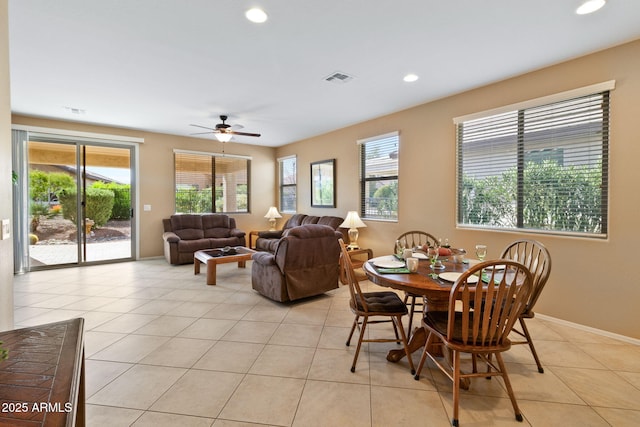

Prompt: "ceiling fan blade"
[230,131,261,137]
[190,131,217,136]
[190,124,217,131]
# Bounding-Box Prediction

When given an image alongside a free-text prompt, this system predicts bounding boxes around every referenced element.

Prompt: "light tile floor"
[12,259,640,427]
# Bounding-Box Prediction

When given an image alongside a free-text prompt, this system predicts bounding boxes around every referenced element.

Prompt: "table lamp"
[264,206,282,231]
[340,211,367,250]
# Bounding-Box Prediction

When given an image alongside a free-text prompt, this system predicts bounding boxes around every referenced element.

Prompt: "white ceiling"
[8,0,640,147]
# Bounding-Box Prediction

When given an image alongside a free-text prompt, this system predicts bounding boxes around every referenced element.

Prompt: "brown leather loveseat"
[255,213,344,253]
[251,224,342,302]
[162,214,246,265]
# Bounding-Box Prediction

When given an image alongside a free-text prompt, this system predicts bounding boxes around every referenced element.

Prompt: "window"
[359,131,399,221]
[174,150,250,214]
[279,156,296,212]
[456,84,611,237]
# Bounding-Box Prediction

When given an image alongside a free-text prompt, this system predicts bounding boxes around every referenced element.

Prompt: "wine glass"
[428,245,440,269]
[475,244,487,261]
[396,239,406,257]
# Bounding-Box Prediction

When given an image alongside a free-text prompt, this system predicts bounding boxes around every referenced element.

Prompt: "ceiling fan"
[190,115,261,142]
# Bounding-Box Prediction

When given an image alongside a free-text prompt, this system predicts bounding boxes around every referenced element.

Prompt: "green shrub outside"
[176,188,212,213]
[460,160,603,233]
[29,170,74,203]
[59,187,115,227]
[92,182,131,219]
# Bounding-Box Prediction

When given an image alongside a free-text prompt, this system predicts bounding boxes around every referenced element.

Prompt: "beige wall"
[277,39,640,340]
[0,0,13,331]
[11,115,277,259]
[7,28,640,338]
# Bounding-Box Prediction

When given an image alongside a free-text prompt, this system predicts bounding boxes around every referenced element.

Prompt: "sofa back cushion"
[202,214,233,238]
[170,215,204,240]
[276,225,340,262]
[283,214,307,230]
[317,216,344,230]
[301,215,320,225]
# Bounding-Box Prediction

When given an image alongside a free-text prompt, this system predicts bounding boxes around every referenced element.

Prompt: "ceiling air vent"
[63,106,86,115]
[324,71,355,84]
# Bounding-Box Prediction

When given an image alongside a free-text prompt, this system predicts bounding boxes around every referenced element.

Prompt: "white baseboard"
[537,313,640,346]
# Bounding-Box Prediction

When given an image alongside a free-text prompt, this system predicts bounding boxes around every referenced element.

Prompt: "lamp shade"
[340,211,366,229]
[264,206,282,219]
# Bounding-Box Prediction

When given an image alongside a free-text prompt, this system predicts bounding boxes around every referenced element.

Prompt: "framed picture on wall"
[310,159,336,207]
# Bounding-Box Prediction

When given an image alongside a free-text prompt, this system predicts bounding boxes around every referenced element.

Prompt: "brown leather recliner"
[251,224,342,302]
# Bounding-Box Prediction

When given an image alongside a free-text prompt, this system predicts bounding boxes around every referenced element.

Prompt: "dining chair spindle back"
[501,239,552,373]
[394,231,439,336]
[340,239,415,375]
[413,259,534,427]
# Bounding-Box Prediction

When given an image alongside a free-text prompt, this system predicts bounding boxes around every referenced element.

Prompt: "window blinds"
[457,91,609,236]
[174,152,250,213]
[359,132,399,221]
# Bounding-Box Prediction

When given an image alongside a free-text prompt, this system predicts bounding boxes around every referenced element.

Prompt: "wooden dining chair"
[340,239,415,375]
[413,260,533,427]
[394,231,439,335]
[500,239,552,373]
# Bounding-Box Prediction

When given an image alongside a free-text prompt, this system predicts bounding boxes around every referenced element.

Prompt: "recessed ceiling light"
[403,74,419,83]
[576,0,606,15]
[245,8,268,23]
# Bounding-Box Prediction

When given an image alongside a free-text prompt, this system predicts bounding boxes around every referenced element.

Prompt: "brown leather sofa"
[162,214,246,265]
[255,213,344,253]
[251,224,342,302]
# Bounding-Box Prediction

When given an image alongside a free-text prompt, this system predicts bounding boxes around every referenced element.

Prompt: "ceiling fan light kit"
[215,132,232,143]
[190,115,261,143]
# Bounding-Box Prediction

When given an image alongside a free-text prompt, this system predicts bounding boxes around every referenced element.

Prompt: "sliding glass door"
[20,138,134,270]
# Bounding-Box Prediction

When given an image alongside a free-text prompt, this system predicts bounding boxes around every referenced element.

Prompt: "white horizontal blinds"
[174,152,250,214]
[279,156,296,212]
[457,90,609,236]
[359,132,399,220]
[215,155,250,213]
[175,152,213,213]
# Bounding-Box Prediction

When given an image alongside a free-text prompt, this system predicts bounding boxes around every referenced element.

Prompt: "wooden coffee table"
[194,247,256,285]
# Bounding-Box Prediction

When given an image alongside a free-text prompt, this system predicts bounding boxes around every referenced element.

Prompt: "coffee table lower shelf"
[194,247,256,285]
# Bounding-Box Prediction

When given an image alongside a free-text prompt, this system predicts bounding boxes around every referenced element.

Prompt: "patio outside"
[29,217,131,266]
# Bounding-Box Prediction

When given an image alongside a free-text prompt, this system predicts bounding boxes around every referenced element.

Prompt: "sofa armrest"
[162,231,180,243]
[230,228,246,238]
[258,230,283,239]
[252,251,277,266]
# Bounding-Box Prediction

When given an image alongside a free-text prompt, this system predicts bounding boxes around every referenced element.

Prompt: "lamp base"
[347,228,360,250]
[268,218,277,231]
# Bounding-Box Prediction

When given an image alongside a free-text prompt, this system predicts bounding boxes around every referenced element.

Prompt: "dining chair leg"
[452,350,461,427]
[351,316,369,373]
[406,295,416,336]
[394,316,415,375]
[413,331,434,380]
[391,316,401,343]
[494,352,524,422]
[485,353,493,379]
[519,317,544,373]
[346,315,359,346]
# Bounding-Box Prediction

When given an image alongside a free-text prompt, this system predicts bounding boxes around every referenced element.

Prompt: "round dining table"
[363,255,471,362]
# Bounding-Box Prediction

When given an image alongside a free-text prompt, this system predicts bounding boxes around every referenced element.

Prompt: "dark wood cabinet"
[0,318,85,426]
